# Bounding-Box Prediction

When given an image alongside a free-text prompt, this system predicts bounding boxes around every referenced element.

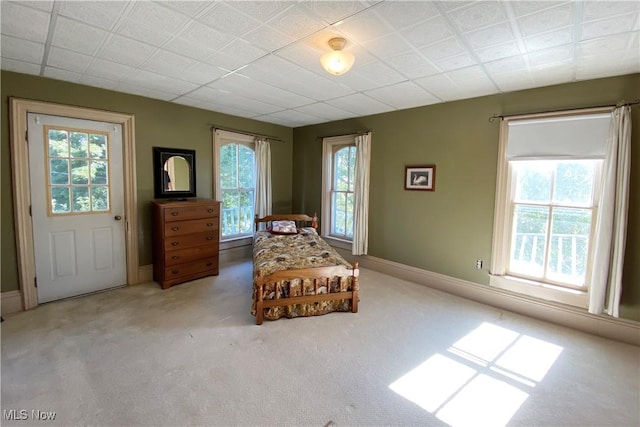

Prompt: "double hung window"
[322,136,356,242]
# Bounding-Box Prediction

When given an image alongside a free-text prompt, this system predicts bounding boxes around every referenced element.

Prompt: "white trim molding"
[334,249,639,346]
[9,98,139,311]
[1,291,23,316]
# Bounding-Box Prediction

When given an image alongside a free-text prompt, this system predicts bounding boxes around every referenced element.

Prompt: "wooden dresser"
[151,199,220,289]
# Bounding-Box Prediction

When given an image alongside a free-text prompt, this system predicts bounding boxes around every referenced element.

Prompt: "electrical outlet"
[475,260,483,270]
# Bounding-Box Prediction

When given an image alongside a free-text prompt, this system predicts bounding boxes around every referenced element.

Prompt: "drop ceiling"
[1,1,639,128]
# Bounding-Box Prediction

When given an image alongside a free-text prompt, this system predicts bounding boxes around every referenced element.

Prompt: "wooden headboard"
[254,213,318,231]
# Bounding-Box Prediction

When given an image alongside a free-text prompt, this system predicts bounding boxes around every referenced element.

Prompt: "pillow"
[270,220,298,234]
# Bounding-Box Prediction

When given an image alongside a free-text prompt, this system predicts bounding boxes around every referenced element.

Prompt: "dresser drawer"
[165,204,219,222]
[164,218,219,237]
[164,257,219,280]
[164,231,218,251]
[164,244,218,267]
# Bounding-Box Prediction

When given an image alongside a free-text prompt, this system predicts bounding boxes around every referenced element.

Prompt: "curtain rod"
[210,125,285,143]
[488,99,640,123]
[316,129,372,139]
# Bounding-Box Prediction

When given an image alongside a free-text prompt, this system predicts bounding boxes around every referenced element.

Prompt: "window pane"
[334,147,352,191]
[238,146,254,188]
[50,159,69,185]
[71,160,89,184]
[72,186,90,212]
[348,146,356,192]
[48,130,68,157]
[346,192,354,238]
[510,205,549,278]
[514,161,552,203]
[70,132,89,158]
[91,186,109,211]
[91,160,108,184]
[90,133,108,159]
[553,161,595,206]
[220,144,237,189]
[332,192,346,236]
[51,187,70,213]
[221,190,239,236]
[547,207,591,285]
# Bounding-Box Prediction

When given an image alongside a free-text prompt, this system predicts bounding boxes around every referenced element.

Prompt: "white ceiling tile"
[115,18,174,47]
[178,21,235,50]
[47,46,93,73]
[338,7,393,44]
[142,50,197,79]
[325,93,393,116]
[123,70,199,95]
[464,22,516,49]
[294,102,353,121]
[12,1,54,13]
[0,2,50,43]
[524,28,573,52]
[484,55,529,74]
[581,14,638,41]
[528,45,573,68]
[162,1,212,18]
[199,2,260,37]
[577,33,637,56]
[420,37,467,61]
[437,1,475,13]
[52,16,109,55]
[58,1,128,30]
[365,81,439,109]
[260,109,324,126]
[267,5,325,39]
[582,1,640,22]
[517,4,574,37]
[163,37,217,62]
[401,16,454,48]
[242,25,295,52]
[210,91,282,115]
[362,33,414,59]
[475,41,521,62]
[490,70,535,92]
[204,51,249,72]
[43,66,82,82]
[416,70,494,102]
[1,35,44,63]
[510,1,569,18]
[230,1,293,24]
[531,62,574,86]
[447,1,508,33]
[128,1,190,34]
[301,1,368,26]
[86,59,134,81]
[354,61,407,86]
[210,74,314,109]
[576,54,640,80]
[383,51,439,79]
[99,34,157,67]
[433,53,477,72]
[218,39,268,64]
[115,82,176,101]
[79,75,121,91]
[182,86,221,102]
[181,62,225,85]
[0,57,41,75]
[374,1,439,30]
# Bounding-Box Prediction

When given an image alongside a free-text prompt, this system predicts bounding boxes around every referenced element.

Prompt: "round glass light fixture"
[320,37,355,76]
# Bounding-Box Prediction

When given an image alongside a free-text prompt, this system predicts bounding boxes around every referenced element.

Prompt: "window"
[214,130,256,241]
[45,126,110,215]
[322,136,356,242]
[491,110,612,307]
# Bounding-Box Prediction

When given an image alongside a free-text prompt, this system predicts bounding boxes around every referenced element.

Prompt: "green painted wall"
[293,74,640,321]
[1,71,293,292]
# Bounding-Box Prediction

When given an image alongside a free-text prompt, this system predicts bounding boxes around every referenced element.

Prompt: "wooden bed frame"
[253,214,359,325]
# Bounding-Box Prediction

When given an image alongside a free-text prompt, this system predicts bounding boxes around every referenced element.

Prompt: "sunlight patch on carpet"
[389,322,564,426]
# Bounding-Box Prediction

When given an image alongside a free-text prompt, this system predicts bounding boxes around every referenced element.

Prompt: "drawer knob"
[171,226,179,231]
[171,211,179,216]
[172,256,180,260]
[206,236,213,241]
[207,223,213,227]
[171,269,179,274]
[207,208,213,213]
[206,262,213,267]
[171,242,179,246]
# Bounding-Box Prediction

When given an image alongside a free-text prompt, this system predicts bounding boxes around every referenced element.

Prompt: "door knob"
[114,215,122,221]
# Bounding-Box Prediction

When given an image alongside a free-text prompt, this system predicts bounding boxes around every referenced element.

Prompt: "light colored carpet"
[1,259,638,427]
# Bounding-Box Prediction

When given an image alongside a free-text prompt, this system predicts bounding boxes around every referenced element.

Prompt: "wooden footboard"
[254,262,359,325]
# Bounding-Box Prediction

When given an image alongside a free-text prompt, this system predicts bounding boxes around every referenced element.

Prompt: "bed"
[251,214,359,325]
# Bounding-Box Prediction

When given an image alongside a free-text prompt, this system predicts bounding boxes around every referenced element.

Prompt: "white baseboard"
[335,248,640,346]
[1,290,23,316]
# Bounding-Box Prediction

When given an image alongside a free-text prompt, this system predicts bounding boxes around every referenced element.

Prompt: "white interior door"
[28,113,126,303]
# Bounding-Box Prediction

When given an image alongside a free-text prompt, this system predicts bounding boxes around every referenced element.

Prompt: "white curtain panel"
[254,138,272,222]
[353,132,371,255]
[589,106,632,317]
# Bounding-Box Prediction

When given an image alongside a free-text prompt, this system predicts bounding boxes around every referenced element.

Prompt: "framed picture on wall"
[405,165,436,191]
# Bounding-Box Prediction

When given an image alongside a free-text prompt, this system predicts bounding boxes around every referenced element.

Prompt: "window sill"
[322,236,352,251]
[489,274,588,308]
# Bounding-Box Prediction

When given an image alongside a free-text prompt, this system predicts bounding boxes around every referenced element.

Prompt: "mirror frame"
[153,147,197,199]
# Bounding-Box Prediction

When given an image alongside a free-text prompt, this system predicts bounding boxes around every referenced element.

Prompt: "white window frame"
[321,135,356,250]
[490,108,612,308]
[214,130,256,244]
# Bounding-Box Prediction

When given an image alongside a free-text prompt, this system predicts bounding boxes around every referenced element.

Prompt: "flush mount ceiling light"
[320,37,355,76]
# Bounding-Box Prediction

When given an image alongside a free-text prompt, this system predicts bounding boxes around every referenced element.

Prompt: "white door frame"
[9,97,139,310]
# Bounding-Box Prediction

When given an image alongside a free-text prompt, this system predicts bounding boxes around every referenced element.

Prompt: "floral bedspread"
[251,228,357,321]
